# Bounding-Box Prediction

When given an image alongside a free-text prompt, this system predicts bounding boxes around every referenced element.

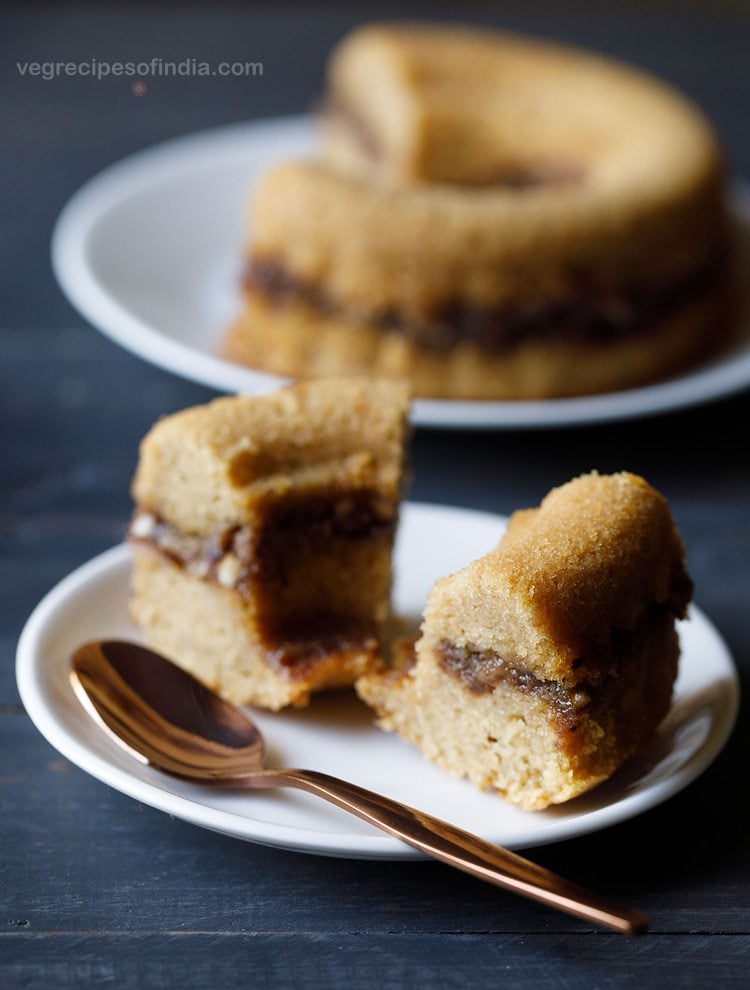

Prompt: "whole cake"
[357,472,692,809]
[226,24,731,400]
[129,378,410,710]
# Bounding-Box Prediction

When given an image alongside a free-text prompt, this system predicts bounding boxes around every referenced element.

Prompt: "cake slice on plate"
[129,378,410,710]
[357,472,692,810]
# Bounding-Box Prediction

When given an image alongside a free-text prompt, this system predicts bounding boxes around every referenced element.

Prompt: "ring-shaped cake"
[226,25,732,400]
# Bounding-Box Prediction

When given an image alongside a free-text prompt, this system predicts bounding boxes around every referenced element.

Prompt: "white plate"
[17,503,739,859]
[51,115,750,430]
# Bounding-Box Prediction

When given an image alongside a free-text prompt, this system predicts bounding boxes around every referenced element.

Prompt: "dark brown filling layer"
[263,617,380,676]
[434,581,688,730]
[436,640,592,728]
[131,514,244,583]
[245,253,724,353]
[130,492,394,586]
[130,491,394,676]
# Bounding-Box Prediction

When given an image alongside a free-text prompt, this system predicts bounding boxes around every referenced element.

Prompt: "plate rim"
[16,501,741,859]
[50,114,750,431]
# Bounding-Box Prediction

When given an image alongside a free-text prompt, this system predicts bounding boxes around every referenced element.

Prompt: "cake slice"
[129,378,410,710]
[357,472,691,809]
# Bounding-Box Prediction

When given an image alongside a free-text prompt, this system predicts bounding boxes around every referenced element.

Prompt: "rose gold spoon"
[70,640,647,934]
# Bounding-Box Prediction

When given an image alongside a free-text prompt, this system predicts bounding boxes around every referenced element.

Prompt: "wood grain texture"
[2,1,750,986]
[1,933,750,990]
[3,711,749,936]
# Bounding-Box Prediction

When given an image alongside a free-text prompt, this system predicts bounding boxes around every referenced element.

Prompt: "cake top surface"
[325,22,721,176]
[132,378,410,533]
[422,471,691,684]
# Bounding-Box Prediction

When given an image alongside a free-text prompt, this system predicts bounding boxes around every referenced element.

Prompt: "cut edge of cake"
[128,377,411,710]
[357,471,691,810]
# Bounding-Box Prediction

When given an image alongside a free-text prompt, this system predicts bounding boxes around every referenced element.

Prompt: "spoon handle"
[246,767,646,934]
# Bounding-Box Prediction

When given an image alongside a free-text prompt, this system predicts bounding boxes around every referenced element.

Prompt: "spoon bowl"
[72,640,265,778]
[71,639,648,934]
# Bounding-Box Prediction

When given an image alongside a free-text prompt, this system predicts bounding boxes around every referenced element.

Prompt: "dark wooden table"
[3,3,749,986]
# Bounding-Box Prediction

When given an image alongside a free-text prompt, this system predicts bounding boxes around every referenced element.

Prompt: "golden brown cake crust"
[357,471,691,809]
[246,156,725,318]
[226,24,730,400]
[132,377,409,534]
[322,24,723,188]
[422,472,689,685]
[129,378,411,709]
[258,23,726,313]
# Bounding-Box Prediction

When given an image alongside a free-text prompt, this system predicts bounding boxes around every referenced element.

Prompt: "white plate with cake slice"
[51,115,750,430]
[17,503,739,859]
